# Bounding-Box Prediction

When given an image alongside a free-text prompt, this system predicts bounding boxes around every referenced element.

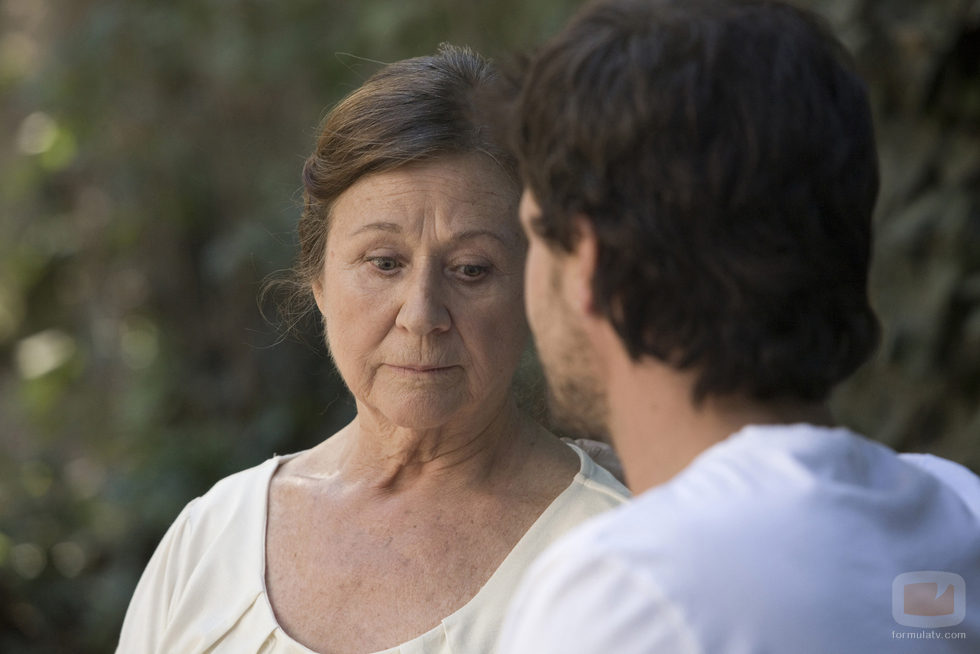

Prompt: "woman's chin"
[374,396,470,432]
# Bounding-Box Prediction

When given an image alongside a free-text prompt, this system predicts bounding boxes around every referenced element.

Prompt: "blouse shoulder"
[515,444,630,551]
[182,457,280,537]
[116,456,284,653]
[568,443,631,505]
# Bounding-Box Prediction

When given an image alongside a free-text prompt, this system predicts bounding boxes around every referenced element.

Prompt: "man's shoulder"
[530,422,980,604]
[499,500,703,654]
[501,427,980,653]
[900,452,980,517]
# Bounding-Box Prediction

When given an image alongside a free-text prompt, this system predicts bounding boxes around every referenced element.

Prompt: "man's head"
[513,0,880,422]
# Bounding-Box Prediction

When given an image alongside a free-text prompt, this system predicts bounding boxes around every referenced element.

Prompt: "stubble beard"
[537,266,611,442]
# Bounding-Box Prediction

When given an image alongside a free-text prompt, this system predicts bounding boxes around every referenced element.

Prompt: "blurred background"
[0,0,977,651]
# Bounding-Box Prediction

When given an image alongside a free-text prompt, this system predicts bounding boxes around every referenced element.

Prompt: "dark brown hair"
[271,43,516,330]
[511,0,880,402]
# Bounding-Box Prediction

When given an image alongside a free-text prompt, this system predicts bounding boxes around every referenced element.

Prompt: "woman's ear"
[312,278,326,315]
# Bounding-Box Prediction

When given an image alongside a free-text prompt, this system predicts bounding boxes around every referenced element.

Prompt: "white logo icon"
[892,571,966,628]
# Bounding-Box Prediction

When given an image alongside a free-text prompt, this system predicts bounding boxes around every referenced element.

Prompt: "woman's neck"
[307,395,532,494]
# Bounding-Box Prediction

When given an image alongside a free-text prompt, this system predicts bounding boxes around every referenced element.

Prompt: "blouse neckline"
[256,444,591,654]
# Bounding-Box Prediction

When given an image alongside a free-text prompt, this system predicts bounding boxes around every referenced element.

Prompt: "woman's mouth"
[386,364,457,374]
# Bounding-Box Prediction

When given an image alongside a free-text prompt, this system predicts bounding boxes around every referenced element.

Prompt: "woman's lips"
[386,364,457,373]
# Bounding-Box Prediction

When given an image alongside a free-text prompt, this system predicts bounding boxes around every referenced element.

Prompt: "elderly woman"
[115,45,627,654]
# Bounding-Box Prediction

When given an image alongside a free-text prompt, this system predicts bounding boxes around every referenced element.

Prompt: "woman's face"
[313,154,527,431]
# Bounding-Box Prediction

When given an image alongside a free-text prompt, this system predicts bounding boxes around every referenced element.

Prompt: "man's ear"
[567,216,600,318]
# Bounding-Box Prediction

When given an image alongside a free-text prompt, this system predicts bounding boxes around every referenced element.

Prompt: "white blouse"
[115,443,628,653]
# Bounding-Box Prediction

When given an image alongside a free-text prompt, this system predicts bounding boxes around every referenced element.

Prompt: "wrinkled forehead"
[328,154,523,247]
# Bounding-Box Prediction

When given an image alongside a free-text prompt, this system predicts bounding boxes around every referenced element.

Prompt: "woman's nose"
[394,264,451,335]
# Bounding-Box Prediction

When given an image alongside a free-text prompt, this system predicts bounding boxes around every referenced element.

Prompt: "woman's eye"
[456,264,490,280]
[369,256,400,272]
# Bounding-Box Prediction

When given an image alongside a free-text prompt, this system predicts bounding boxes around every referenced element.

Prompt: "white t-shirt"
[115,443,628,654]
[498,424,980,653]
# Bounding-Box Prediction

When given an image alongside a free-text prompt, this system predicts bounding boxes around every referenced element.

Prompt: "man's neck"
[605,360,833,494]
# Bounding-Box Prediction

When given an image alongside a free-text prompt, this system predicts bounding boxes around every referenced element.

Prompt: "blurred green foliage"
[816,0,980,465]
[0,0,977,652]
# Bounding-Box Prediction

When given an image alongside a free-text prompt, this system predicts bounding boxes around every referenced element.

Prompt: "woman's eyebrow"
[349,224,516,246]
[349,221,402,236]
[451,229,517,246]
